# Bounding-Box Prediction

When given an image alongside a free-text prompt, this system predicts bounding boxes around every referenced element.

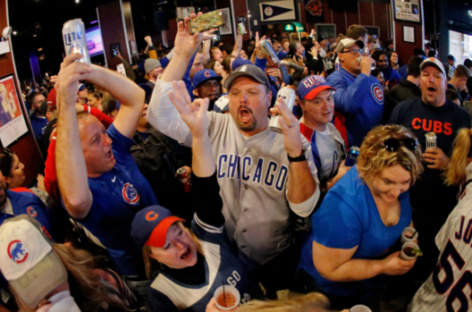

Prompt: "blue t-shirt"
[299,166,412,298]
[326,68,384,147]
[148,215,263,312]
[76,124,158,276]
[29,115,49,142]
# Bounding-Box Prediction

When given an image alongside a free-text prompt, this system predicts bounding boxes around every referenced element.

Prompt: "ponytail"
[445,128,472,186]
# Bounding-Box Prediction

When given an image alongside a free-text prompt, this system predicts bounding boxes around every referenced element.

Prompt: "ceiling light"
[33,34,37,37]
[13,31,17,35]
[38,48,43,51]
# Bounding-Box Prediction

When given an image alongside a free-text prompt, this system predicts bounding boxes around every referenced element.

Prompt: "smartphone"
[110,43,121,58]
[188,10,224,34]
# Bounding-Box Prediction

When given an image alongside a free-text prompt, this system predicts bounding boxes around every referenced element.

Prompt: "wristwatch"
[287,149,307,162]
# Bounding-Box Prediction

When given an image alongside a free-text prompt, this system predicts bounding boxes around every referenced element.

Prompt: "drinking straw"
[223,282,226,306]
[408,229,417,239]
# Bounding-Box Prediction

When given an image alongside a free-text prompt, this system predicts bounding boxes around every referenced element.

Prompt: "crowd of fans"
[3,11,472,312]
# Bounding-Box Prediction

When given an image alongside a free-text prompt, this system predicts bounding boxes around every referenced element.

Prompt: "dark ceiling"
[8,0,216,85]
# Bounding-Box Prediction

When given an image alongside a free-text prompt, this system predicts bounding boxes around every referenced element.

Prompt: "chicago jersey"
[410,163,472,312]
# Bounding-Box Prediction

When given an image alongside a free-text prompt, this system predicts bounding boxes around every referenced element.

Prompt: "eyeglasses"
[342,49,363,55]
[382,138,418,152]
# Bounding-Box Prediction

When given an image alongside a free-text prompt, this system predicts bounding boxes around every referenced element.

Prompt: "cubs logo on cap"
[131,206,185,248]
[146,211,158,221]
[192,69,223,88]
[298,75,336,100]
[371,84,384,104]
[8,240,28,264]
[122,183,140,204]
[419,57,446,77]
[27,207,37,217]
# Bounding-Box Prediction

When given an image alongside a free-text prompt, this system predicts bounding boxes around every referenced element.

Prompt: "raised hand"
[202,29,217,41]
[57,54,92,109]
[144,36,152,46]
[174,16,204,59]
[269,96,303,157]
[168,81,209,138]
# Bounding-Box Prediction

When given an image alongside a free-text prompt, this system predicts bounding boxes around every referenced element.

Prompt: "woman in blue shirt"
[298,125,423,309]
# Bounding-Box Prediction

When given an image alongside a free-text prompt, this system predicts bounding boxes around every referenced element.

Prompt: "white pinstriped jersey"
[410,163,472,312]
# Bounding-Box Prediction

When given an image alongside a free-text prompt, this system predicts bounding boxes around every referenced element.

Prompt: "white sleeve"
[286,137,321,217]
[146,79,193,147]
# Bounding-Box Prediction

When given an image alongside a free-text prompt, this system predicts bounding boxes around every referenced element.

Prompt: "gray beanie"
[145,59,162,74]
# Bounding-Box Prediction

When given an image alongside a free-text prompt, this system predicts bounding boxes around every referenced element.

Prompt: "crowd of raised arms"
[3,11,472,312]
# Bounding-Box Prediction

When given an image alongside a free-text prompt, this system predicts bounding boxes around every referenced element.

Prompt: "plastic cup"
[350,305,372,312]
[213,285,240,311]
[401,227,418,244]
[401,242,420,260]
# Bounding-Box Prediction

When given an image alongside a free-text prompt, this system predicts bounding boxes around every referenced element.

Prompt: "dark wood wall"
[1,0,43,186]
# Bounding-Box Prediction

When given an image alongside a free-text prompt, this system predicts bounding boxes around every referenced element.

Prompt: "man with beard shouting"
[147,16,320,298]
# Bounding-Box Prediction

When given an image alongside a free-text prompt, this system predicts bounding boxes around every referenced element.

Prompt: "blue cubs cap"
[232,57,252,71]
[131,206,184,248]
[298,75,335,100]
[193,69,222,88]
[77,83,86,92]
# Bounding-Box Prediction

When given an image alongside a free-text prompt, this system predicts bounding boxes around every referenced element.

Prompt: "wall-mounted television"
[85,26,104,57]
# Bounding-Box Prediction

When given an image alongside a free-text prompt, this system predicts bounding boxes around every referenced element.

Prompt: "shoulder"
[395,97,421,111]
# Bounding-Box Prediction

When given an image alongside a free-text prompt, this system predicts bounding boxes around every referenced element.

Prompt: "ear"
[193,89,199,97]
[4,176,12,185]
[267,90,273,108]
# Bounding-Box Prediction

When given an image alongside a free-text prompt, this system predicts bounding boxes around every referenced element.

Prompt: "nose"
[104,133,113,146]
[172,239,185,249]
[390,185,402,199]
[239,91,248,103]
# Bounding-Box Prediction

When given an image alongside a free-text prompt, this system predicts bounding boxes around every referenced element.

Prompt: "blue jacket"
[326,68,384,147]
[398,64,408,79]
[381,66,401,87]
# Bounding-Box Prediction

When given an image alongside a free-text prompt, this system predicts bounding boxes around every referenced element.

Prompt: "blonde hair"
[357,125,423,184]
[238,292,338,312]
[12,244,128,312]
[445,128,472,186]
[142,222,204,279]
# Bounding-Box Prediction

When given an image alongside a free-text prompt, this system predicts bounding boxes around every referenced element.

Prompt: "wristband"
[287,149,307,162]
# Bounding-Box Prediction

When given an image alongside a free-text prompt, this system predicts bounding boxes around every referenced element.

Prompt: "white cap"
[0,215,67,308]
[336,38,365,54]
[420,57,447,77]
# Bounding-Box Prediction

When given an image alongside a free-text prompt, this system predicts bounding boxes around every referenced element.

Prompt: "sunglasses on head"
[382,138,418,152]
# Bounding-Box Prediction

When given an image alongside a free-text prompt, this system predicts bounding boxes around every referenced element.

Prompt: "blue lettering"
[253,158,264,184]
[242,157,252,181]
[218,154,228,178]
[463,219,472,244]
[228,154,238,178]
[77,31,83,39]
[264,161,278,186]
[275,166,288,191]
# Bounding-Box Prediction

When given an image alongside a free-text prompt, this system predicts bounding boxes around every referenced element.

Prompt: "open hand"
[270,96,303,158]
[202,29,218,41]
[174,15,204,59]
[168,81,209,138]
[144,36,152,45]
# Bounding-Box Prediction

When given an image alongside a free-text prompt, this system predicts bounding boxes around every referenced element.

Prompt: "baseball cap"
[131,206,185,248]
[224,64,271,91]
[420,57,447,77]
[77,83,86,92]
[232,57,252,71]
[298,75,336,100]
[138,83,153,103]
[47,88,57,109]
[336,38,365,54]
[457,64,471,78]
[193,69,223,88]
[145,59,162,74]
[447,54,456,61]
[0,215,67,309]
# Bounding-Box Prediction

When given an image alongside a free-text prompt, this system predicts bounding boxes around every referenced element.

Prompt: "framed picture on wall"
[403,26,415,43]
[362,26,380,38]
[219,8,233,35]
[393,0,421,24]
[315,24,336,42]
[0,74,28,147]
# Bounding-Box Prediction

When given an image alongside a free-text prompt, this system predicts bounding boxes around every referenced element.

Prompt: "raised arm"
[231,32,243,58]
[147,16,203,146]
[270,96,320,217]
[326,73,371,114]
[56,54,93,219]
[168,81,225,227]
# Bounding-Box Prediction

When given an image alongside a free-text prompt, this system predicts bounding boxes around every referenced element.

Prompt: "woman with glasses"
[297,125,423,309]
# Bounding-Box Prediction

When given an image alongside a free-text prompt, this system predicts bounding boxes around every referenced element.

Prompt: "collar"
[465,162,472,184]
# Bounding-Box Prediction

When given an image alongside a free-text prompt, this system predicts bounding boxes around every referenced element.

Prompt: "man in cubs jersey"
[410,162,472,312]
[56,54,158,278]
[148,17,320,296]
